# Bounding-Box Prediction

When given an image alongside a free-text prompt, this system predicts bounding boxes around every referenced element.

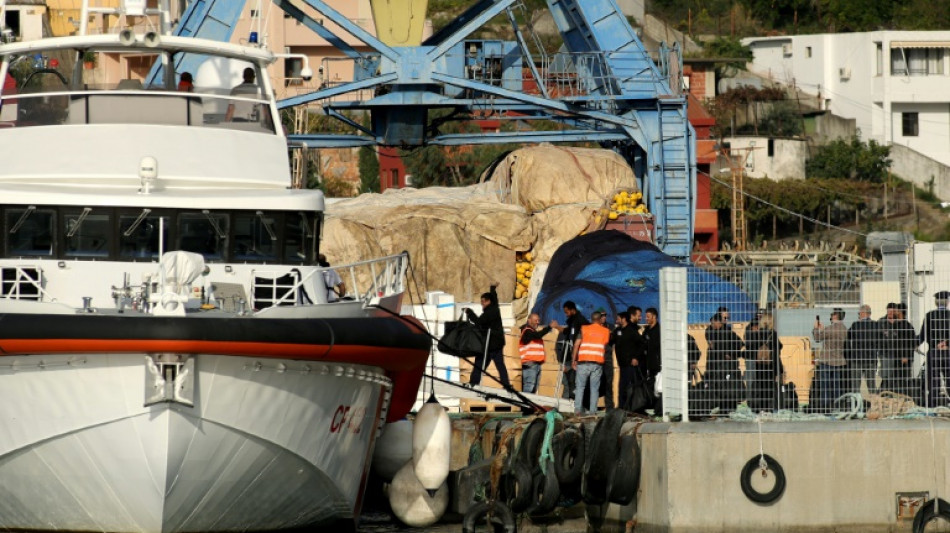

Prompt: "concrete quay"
[630,418,950,532]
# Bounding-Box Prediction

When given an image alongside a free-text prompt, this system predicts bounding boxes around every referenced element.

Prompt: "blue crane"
[167,0,696,259]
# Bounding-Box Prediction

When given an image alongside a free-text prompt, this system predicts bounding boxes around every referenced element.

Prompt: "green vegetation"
[806,137,891,182]
[649,0,950,36]
[711,177,879,243]
[358,146,380,194]
[399,119,516,187]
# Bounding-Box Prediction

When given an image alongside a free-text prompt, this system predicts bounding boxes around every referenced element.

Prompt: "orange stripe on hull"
[0,339,429,372]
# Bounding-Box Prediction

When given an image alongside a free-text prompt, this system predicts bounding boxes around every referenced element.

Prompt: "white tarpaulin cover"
[160,250,206,291]
[322,145,638,304]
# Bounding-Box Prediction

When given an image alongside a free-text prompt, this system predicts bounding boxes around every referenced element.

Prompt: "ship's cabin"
[0,35,279,134]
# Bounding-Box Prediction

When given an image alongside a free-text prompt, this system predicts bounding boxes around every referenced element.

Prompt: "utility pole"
[720,146,755,251]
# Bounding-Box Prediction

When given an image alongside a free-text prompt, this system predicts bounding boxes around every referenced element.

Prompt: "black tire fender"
[552,428,585,485]
[582,409,624,504]
[462,500,517,533]
[503,458,534,513]
[913,498,950,533]
[740,454,786,504]
[518,418,547,467]
[529,468,561,516]
[608,432,641,505]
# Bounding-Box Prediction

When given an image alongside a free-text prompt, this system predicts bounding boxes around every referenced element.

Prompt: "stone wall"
[890,144,950,203]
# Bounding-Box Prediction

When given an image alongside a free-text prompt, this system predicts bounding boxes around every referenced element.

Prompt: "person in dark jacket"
[919,291,950,407]
[551,301,588,400]
[706,312,745,410]
[639,307,662,410]
[846,304,881,395]
[613,311,643,410]
[465,284,511,389]
[880,302,917,396]
[745,312,784,411]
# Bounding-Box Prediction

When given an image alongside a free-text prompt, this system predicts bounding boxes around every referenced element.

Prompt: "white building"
[722,137,807,181]
[743,31,950,169]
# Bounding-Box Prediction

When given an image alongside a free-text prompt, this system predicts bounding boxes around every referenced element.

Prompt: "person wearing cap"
[846,304,882,395]
[918,291,950,407]
[572,310,610,414]
[880,302,917,396]
[318,253,345,303]
[813,308,847,408]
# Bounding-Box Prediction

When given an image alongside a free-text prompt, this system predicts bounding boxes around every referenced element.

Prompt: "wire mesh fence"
[677,252,950,419]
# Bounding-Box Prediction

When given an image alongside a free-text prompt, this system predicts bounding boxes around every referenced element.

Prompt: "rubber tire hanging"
[552,428,584,485]
[582,409,624,504]
[503,459,534,513]
[912,498,950,533]
[608,432,641,505]
[529,467,561,516]
[740,454,786,504]
[462,501,517,533]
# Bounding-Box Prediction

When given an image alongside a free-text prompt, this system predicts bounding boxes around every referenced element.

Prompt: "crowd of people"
[464,287,949,415]
[521,301,661,415]
[811,291,950,409]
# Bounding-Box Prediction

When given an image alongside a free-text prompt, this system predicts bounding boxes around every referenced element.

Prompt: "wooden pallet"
[460,399,516,413]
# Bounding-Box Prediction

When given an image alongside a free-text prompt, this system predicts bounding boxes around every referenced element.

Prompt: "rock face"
[322,145,639,306]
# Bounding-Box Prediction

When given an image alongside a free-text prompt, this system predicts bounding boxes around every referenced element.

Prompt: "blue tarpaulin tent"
[532,231,756,324]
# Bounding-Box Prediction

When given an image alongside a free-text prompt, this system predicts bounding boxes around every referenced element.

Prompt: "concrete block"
[448,459,493,515]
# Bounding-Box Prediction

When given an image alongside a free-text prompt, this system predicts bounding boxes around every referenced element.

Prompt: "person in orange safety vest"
[572,310,610,414]
[519,312,552,393]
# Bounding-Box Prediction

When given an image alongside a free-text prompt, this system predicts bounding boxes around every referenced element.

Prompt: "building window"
[902,112,919,137]
[892,48,946,76]
[284,57,303,86]
[875,43,883,75]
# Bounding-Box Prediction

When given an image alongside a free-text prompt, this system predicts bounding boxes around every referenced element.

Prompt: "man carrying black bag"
[465,284,512,389]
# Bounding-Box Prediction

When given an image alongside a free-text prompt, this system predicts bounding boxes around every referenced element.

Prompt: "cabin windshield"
[0,48,275,133]
[2,205,321,264]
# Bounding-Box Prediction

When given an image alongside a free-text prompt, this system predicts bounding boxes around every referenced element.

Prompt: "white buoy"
[372,419,414,482]
[411,395,452,491]
[388,461,449,527]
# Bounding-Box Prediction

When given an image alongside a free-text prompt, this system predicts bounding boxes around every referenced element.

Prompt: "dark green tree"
[358,146,380,193]
[806,136,891,182]
[822,0,893,31]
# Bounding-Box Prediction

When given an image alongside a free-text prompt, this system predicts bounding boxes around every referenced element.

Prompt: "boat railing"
[0,90,275,133]
[0,265,55,302]
[339,252,410,304]
[262,252,410,309]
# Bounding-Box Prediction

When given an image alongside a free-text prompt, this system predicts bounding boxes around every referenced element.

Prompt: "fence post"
[660,266,689,421]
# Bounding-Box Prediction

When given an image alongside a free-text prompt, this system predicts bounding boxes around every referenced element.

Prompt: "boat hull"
[0,351,394,532]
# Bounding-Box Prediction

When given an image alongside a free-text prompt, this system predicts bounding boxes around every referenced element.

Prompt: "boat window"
[179,212,229,261]
[5,207,55,257]
[119,209,168,260]
[233,211,278,261]
[283,211,318,264]
[64,208,111,258]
